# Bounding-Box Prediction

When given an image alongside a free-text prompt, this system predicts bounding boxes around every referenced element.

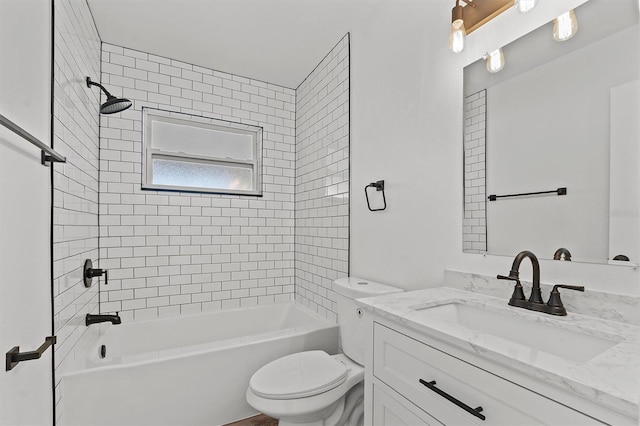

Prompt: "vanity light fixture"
[513,0,538,14]
[484,48,505,73]
[448,0,517,53]
[553,9,578,41]
[449,0,469,53]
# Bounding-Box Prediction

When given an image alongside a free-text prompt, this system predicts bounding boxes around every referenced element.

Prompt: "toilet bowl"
[246,352,363,426]
[245,277,402,426]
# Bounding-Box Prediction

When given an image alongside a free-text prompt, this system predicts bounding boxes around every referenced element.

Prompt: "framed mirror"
[463,0,639,265]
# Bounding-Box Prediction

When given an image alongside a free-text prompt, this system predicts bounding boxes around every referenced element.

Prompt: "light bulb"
[449,4,466,53]
[514,0,538,13]
[450,19,466,53]
[553,10,578,41]
[485,48,505,73]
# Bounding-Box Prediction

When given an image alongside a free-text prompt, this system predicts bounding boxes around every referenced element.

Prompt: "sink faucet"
[86,312,121,326]
[498,250,543,305]
[498,250,584,316]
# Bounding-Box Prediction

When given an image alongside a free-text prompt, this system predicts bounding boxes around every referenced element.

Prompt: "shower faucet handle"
[83,259,108,287]
[87,268,108,282]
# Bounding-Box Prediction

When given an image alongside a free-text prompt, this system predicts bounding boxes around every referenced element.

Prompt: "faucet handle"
[545,284,585,316]
[497,274,518,282]
[497,275,526,303]
[554,284,585,292]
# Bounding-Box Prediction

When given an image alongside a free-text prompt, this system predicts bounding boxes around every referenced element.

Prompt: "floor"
[225,414,278,426]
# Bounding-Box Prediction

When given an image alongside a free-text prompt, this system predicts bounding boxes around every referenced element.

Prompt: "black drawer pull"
[419,379,486,421]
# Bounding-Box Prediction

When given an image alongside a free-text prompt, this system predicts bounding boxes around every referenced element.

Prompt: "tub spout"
[86,312,121,326]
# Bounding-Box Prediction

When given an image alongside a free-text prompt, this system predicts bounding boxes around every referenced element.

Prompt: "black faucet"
[553,247,572,261]
[86,312,121,326]
[498,250,584,316]
[497,250,543,307]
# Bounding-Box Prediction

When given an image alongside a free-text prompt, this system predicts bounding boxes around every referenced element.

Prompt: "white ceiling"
[87,0,378,89]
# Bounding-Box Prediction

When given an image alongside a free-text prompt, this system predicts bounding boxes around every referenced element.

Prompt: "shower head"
[86,77,132,115]
[99,96,133,115]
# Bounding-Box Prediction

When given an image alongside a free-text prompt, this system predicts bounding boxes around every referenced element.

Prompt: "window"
[142,108,263,196]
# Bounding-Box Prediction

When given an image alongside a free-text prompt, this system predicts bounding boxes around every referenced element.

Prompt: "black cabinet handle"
[419,379,486,421]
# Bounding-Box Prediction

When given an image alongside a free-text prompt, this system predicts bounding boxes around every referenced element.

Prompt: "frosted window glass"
[152,121,254,160]
[151,157,253,191]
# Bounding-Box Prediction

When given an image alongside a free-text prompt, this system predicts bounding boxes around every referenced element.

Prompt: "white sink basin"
[412,302,619,363]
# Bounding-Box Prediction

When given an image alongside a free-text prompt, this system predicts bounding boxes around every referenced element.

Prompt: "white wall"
[0,0,53,424]
[295,34,350,322]
[349,0,638,294]
[52,1,102,421]
[349,0,461,290]
[99,44,296,320]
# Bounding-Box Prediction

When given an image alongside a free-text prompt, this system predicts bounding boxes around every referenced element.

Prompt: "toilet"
[246,277,403,426]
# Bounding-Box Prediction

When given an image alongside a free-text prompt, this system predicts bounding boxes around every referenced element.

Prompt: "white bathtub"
[60,302,339,426]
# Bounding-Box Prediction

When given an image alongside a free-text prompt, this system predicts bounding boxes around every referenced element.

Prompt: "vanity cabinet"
[368,322,606,425]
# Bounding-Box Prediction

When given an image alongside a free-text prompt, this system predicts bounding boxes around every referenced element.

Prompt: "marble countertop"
[358,287,639,419]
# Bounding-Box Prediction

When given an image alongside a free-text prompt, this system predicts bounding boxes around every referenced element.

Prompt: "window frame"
[141,107,263,196]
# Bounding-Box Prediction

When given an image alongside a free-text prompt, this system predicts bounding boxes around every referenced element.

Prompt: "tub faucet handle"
[87,267,108,283]
[83,259,108,287]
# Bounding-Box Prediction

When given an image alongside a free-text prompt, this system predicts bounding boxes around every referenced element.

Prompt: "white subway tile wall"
[295,35,350,322]
[99,43,297,320]
[52,0,101,420]
[463,90,487,252]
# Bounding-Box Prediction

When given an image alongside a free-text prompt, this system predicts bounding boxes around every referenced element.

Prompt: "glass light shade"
[514,0,538,13]
[485,48,505,73]
[553,10,578,41]
[449,19,466,53]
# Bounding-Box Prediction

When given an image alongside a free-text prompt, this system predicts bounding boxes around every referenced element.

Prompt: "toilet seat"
[246,353,365,425]
[249,351,347,399]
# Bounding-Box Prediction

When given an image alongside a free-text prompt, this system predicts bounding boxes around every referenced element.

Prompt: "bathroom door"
[0,0,54,424]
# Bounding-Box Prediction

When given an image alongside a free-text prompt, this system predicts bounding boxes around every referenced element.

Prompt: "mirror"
[463,0,639,265]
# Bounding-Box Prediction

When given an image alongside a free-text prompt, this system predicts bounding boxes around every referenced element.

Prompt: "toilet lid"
[249,351,347,399]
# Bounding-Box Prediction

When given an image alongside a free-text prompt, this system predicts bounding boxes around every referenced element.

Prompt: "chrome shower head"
[86,77,132,115]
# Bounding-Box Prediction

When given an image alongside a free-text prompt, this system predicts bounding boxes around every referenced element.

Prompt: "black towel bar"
[0,113,66,165]
[488,187,566,201]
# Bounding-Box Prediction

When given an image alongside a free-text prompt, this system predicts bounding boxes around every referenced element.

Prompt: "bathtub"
[60,302,339,426]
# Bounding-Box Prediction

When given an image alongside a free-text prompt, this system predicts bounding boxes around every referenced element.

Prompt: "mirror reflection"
[463,0,639,265]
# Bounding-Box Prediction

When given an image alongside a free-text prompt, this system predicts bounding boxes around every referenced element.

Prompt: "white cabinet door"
[0,0,54,425]
[373,381,442,426]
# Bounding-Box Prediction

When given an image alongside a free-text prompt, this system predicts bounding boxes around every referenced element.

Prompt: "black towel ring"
[365,180,386,212]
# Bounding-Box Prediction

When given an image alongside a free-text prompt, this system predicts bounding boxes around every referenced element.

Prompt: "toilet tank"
[333,277,403,365]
